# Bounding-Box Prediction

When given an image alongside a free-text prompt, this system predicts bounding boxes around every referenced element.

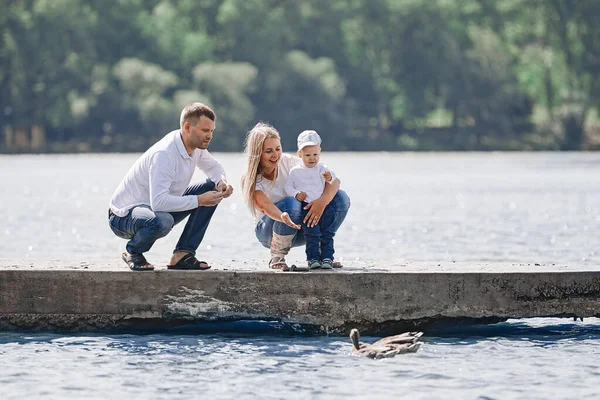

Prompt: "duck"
[349,328,423,359]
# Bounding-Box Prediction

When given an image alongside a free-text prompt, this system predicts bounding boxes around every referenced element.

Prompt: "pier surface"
[1,259,599,334]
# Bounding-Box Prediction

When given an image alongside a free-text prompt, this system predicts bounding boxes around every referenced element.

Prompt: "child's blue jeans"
[302,202,336,261]
[255,190,351,258]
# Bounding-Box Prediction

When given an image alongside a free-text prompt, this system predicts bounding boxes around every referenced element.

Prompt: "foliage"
[0,0,598,152]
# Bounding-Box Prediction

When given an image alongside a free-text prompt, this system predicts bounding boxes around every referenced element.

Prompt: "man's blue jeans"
[255,190,351,257]
[108,179,217,255]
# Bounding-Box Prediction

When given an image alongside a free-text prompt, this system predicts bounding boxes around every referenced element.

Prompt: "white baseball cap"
[297,130,322,150]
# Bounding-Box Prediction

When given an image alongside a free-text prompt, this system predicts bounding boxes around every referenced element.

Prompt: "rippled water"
[1,152,600,266]
[1,152,600,399]
[0,318,598,399]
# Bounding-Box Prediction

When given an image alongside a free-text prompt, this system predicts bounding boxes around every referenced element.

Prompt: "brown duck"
[349,328,423,359]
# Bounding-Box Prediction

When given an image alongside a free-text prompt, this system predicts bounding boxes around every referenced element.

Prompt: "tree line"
[1,0,599,153]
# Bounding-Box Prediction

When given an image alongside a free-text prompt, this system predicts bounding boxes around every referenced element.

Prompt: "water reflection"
[1,152,600,266]
[0,318,598,398]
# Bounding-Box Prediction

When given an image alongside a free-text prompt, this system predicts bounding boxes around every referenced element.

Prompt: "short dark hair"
[180,103,216,128]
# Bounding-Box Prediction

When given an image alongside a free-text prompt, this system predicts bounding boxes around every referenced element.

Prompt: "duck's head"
[349,328,360,349]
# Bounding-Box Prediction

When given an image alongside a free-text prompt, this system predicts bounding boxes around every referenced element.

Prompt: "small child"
[284,130,338,269]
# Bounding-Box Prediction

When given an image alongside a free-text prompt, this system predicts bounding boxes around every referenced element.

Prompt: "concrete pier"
[1,259,599,334]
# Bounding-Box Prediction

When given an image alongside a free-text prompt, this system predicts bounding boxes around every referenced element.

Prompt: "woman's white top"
[254,153,301,218]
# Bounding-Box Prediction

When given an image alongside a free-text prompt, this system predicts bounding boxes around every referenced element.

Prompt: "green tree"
[498,0,600,149]
[1,0,98,145]
[192,61,258,149]
[260,51,346,150]
[112,58,179,139]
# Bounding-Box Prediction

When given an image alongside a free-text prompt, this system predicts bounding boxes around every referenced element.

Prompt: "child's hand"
[295,192,307,201]
[322,171,332,182]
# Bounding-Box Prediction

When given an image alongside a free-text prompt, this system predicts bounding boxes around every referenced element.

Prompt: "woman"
[240,122,350,269]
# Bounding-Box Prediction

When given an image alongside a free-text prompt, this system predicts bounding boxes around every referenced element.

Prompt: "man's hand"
[322,171,332,182]
[197,191,224,207]
[216,181,234,198]
[281,212,301,230]
[303,197,328,227]
[295,191,307,202]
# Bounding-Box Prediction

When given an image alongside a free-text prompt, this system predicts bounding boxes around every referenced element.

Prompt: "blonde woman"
[240,122,350,270]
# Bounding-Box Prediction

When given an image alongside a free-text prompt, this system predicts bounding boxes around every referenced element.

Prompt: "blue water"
[2,152,600,398]
[1,318,599,399]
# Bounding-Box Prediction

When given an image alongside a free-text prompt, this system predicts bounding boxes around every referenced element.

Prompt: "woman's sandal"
[167,253,211,270]
[269,256,290,271]
[122,252,154,271]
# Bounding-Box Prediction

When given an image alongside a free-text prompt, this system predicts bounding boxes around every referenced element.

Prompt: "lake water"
[1,152,599,399]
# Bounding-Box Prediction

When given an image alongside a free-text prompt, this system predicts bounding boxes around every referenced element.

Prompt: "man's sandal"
[269,256,290,271]
[122,252,154,271]
[167,253,211,270]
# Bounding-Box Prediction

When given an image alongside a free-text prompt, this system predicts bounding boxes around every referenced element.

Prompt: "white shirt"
[109,130,226,217]
[284,162,337,203]
[254,153,300,219]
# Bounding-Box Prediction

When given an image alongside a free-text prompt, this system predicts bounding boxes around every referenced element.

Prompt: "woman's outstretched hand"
[281,212,301,230]
[303,197,328,227]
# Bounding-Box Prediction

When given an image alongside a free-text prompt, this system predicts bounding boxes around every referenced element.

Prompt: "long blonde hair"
[240,122,281,217]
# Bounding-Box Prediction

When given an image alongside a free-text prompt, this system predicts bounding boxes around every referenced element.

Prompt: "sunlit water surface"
[0,319,599,400]
[1,152,599,399]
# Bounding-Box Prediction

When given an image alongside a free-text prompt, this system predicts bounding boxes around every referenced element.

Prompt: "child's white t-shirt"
[284,162,337,203]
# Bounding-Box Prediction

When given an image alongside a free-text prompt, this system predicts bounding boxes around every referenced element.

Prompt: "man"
[108,103,233,271]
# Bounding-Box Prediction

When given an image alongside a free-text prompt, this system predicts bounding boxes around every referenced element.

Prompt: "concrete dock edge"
[1,261,599,334]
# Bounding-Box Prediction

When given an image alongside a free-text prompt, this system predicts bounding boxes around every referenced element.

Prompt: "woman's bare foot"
[269,256,289,270]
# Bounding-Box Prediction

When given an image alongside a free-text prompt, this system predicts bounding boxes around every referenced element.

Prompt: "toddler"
[284,130,339,269]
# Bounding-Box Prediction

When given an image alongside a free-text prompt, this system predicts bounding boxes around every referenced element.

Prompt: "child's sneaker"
[308,259,321,269]
[321,258,333,269]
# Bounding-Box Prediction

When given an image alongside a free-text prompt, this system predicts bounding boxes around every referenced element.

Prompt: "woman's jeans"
[108,179,217,256]
[255,190,351,259]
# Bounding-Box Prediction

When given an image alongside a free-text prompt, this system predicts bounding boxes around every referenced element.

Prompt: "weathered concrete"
[1,259,599,334]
